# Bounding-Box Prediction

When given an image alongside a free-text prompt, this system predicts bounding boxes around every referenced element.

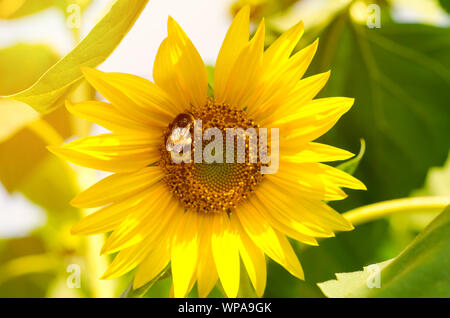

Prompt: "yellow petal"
[101,187,177,254]
[66,100,148,133]
[274,161,366,193]
[251,195,331,241]
[268,162,348,201]
[282,142,354,163]
[211,213,240,298]
[48,132,160,173]
[242,21,305,117]
[255,181,339,234]
[248,39,319,120]
[261,71,330,126]
[214,6,250,102]
[281,38,319,81]
[236,202,304,279]
[277,97,354,143]
[71,167,163,208]
[133,239,171,289]
[168,275,197,299]
[153,17,208,109]
[219,20,265,108]
[71,192,147,235]
[311,163,367,190]
[263,21,305,72]
[101,203,182,281]
[101,240,155,280]
[231,213,267,297]
[196,214,218,298]
[296,197,355,232]
[258,178,354,232]
[171,210,199,298]
[283,71,330,110]
[81,67,178,125]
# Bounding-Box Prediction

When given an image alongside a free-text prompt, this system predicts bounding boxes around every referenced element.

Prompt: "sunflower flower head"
[49,6,366,298]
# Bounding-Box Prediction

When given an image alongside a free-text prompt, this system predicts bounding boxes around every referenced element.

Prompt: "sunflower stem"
[342,196,450,226]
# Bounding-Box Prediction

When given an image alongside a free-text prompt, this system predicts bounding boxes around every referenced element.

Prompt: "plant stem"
[343,196,450,226]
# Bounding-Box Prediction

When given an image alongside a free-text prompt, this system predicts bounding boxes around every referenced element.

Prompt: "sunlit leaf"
[5,0,149,114]
[318,206,450,297]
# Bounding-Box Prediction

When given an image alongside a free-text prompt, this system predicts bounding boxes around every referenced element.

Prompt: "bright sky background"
[0,0,448,237]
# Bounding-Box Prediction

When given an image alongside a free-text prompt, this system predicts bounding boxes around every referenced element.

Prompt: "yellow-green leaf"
[0,44,93,198]
[5,0,149,114]
[0,44,60,96]
[0,43,60,142]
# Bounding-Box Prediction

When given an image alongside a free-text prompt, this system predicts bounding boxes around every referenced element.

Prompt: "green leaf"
[5,0,149,114]
[309,15,450,205]
[439,0,450,14]
[318,206,450,297]
[337,138,365,175]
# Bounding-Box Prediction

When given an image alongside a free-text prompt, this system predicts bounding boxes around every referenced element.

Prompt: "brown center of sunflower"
[160,100,264,214]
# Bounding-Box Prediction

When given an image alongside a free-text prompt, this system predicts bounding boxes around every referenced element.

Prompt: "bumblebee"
[166,113,195,153]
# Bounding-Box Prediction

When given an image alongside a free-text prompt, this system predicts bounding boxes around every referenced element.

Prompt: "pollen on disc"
[160,100,264,214]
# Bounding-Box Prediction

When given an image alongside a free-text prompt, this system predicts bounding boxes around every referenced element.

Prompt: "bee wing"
[166,125,192,153]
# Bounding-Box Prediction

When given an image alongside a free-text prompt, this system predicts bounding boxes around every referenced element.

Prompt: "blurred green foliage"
[439,0,450,13]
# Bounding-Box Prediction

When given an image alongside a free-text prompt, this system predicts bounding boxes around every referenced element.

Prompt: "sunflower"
[49,6,366,298]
